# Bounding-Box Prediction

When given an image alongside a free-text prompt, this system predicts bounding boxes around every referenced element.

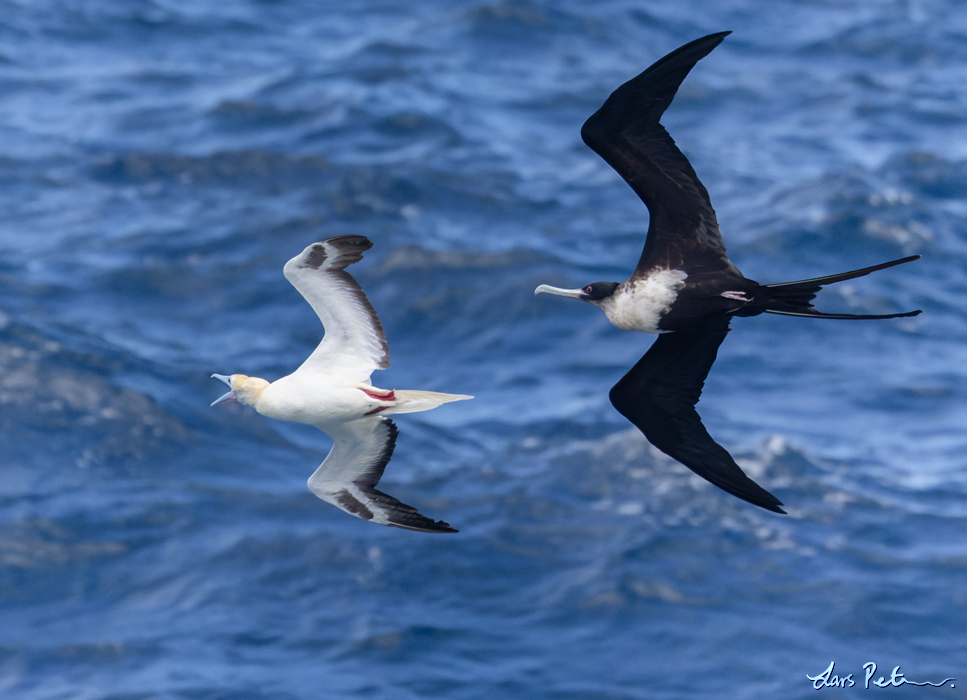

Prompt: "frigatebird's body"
[535,32,921,513]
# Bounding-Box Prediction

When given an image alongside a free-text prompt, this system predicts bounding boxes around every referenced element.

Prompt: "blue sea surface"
[2,1,966,698]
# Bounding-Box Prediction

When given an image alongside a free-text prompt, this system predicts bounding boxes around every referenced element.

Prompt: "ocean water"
[2,0,966,698]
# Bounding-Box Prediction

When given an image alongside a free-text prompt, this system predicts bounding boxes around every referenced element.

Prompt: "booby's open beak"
[210,374,236,406]
[534,284,587,299]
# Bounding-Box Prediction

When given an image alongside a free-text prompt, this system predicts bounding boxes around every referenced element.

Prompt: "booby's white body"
[253,374,381,426]
[247,373,465,428]
[212,236,470,533]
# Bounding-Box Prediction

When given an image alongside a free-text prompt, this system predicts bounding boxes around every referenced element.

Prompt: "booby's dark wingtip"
[389,520,459,534]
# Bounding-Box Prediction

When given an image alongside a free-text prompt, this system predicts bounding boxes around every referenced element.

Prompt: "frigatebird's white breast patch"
[602,268,688,333]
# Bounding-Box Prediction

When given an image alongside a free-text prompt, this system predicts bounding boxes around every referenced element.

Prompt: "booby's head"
[534,281,619,305]
[210,374,269,407]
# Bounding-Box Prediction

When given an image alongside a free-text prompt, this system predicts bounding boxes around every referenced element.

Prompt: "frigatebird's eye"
[584,286,593,294]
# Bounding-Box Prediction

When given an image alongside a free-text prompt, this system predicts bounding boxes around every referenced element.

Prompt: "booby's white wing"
[283,236,390,383]
[307,417,457,533]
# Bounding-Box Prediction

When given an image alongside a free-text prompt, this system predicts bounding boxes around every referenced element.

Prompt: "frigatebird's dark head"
[534,281,619,304]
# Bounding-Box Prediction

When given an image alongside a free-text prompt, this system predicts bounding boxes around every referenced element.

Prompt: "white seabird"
[212,235,471,533]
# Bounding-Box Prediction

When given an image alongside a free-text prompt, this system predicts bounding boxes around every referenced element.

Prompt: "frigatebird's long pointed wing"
[581,32,734,276]
[609,316,785,513]
[283,236,391,383]
[308,417,458,533]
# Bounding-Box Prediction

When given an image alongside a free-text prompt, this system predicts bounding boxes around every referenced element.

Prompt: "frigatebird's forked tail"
[736,255,924,320]
[609,316,785,514]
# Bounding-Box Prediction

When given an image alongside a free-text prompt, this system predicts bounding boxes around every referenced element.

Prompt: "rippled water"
[2,1,966,698]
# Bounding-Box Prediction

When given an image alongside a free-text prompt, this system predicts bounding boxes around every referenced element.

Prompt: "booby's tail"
[734,255,923,320]
[385,390,473,415]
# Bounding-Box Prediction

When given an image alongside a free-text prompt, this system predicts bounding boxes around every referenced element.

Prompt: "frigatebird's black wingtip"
[702,469,787,515]
[647,31,733,67]
[700,30,732,42]
[581,31,734,151]
[753,495,786,515]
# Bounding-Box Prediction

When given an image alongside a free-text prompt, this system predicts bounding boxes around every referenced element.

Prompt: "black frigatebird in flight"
[535,32,921,514]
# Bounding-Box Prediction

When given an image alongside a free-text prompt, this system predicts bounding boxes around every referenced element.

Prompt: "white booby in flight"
[535,32,922,514]
[212,236,471,533]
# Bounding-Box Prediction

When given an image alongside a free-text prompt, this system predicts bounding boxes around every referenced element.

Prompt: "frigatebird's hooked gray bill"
[535,32,921,514]
[212,236,471,532]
